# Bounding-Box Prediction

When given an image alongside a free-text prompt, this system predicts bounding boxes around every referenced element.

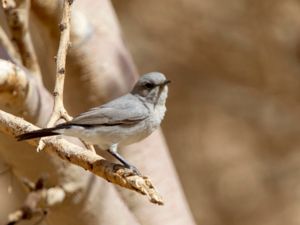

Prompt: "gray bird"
[17,72,170,173]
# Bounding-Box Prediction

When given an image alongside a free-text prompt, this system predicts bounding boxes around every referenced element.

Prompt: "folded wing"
[70,94,149,126]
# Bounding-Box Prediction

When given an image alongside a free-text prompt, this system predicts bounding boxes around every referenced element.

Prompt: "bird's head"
[131,72,170,106]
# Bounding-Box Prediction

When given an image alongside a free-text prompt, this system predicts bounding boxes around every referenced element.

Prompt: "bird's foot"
[107,147,142,175]
[125,164,142,176]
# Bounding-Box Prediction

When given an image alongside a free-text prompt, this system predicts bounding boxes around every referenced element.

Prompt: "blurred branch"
[0,59,27,107]
[6,177,65,225]
[1,0,41,78]
[0,59,52,124]
[0,110,164,205]
[0,26,21,63]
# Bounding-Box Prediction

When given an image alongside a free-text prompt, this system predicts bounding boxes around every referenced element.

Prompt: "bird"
[16,72,170,174]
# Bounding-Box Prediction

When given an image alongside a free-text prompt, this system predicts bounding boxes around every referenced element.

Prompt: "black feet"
[107,149,141,175]
[125,164,141,176]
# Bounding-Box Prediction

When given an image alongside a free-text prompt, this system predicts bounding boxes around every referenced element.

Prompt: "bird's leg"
[108,144,141,175]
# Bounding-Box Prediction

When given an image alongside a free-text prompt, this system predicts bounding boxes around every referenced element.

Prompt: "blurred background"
[112,1,300,225]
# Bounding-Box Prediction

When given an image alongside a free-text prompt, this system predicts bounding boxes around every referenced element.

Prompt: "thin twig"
[49,0,73,123]
[1,0,41,78]
[0,110,164,205]
[37,0,74,151]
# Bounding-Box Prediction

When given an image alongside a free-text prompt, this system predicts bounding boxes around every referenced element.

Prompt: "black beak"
[154,80,170,108]
[161,80,171,86]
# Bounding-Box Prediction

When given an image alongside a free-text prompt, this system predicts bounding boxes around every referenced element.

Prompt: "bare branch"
[1,0,41,78]
[36,0,74,151]
[0,109,164,205]
[49,0,74,124]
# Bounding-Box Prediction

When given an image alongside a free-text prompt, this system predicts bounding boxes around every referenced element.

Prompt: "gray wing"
[70,94,149,126]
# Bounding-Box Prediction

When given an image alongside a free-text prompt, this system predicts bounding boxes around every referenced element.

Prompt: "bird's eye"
[144,82,155,89]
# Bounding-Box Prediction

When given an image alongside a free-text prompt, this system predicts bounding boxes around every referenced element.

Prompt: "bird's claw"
[126,164,142,176]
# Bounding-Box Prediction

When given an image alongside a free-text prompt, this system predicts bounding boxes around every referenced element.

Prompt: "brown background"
[112,1,300,225]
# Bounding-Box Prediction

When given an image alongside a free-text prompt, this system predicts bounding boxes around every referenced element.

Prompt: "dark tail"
[16,128,60,141]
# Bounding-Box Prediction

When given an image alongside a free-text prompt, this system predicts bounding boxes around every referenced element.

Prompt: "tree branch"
[0,109,164,205]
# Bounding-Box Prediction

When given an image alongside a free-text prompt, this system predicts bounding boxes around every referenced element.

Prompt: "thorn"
[59,23,66,31]
[58,68,65,74]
